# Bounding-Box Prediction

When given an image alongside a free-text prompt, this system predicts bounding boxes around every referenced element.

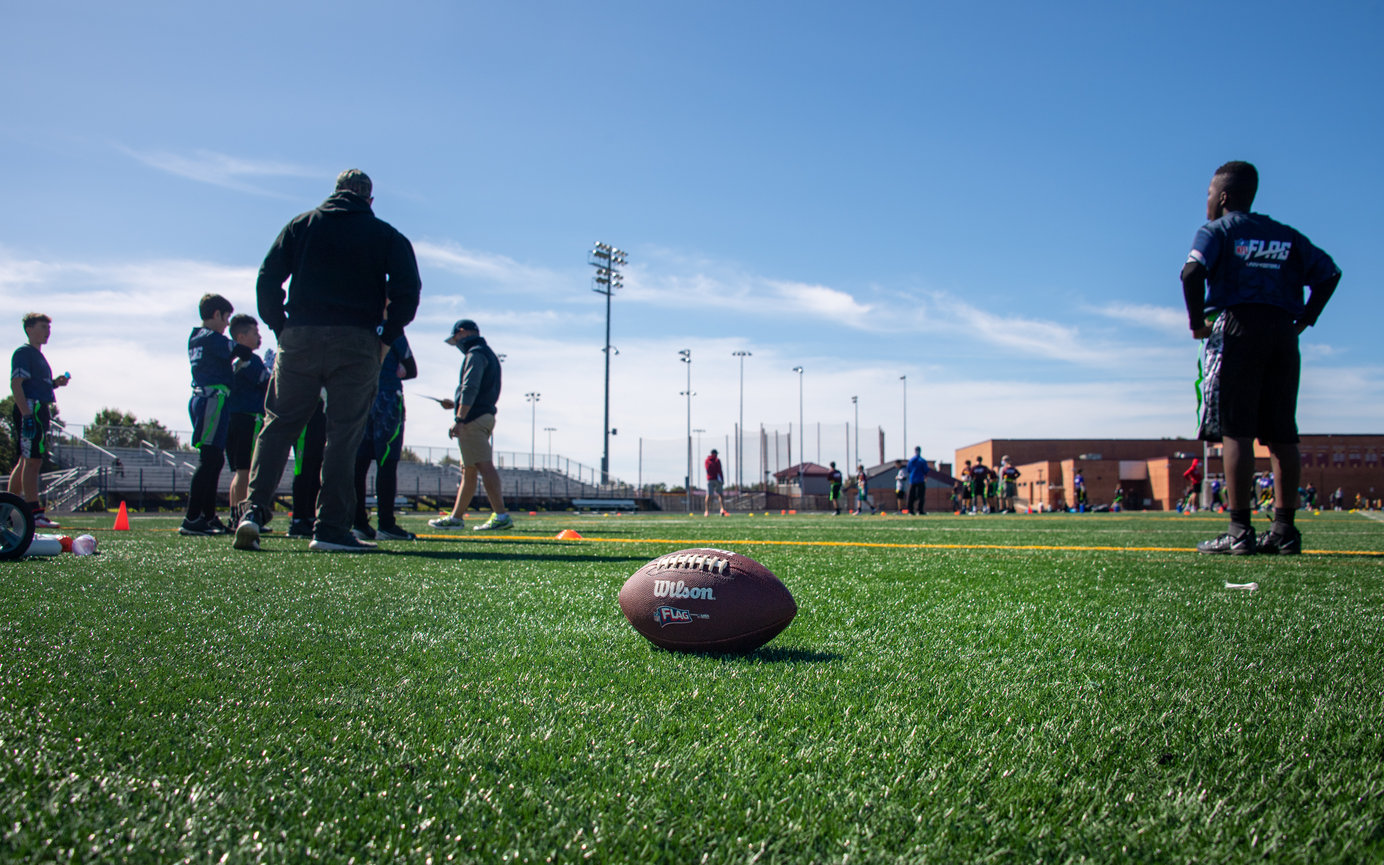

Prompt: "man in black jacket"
[235,169,421,553]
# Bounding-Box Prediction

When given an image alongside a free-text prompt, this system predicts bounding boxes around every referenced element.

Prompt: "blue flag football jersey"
[10,344,56,403]
[1187,211,1339,318]
[188,327,233,390]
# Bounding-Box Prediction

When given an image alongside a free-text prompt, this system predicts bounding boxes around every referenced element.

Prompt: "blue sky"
[2,0,1380,485]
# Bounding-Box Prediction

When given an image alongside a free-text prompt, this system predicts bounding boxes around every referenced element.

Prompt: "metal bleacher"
[45,428,640,512]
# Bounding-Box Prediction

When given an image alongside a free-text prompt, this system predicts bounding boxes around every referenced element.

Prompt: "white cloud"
[1091,302,1189,336]
[117,146,318,196]
[769,280,873,325]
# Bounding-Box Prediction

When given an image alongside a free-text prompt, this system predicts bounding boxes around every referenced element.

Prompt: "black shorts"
[226,413,261,471]
[10,400,51,460]
[1202,305,1300,444]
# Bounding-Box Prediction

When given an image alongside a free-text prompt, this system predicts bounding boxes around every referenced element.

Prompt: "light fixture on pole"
[544,426,557,465]
[792,366,805,492]
[732,350,751,490]
[590,242,627,486]
[525,392,540,469]
[679,349,693,513]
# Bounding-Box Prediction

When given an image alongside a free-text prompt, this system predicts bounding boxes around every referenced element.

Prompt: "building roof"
[772,462,833,480]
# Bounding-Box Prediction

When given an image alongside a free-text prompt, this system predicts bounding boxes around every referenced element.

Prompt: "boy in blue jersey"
[9,313,71,528]
[182,294,235,536]
[353,334,417,540]
[1183,161,1341,555]
[226,314,273,518]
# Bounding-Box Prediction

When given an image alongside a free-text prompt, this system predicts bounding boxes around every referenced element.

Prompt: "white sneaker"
[34,513,60,529]
[428,515,465,529]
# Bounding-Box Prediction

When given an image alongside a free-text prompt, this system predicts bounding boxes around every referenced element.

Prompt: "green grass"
[2,510,1382,863]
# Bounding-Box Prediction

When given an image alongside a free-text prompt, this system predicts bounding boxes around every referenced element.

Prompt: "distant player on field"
[1183,161,1340,555]
[906,447,929,515]
[826,462,843,515]
[703,448,727,516]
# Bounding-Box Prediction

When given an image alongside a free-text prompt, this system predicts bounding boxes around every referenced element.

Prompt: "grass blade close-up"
[2,510,1382,863]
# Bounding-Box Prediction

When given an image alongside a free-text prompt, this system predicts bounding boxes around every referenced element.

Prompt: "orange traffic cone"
[113,501,130,531]
[556,529,584,540]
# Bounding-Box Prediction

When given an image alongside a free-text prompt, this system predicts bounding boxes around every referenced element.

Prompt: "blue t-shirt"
[10,344,55,403]
[378,334,416,395]
[228,348,272,414]
[188,327,233,390]
[907,454,930,484]
[1187,211,1339,317]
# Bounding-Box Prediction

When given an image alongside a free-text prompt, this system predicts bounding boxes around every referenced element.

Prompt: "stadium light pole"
[900,374,907,458]
[732,350,751,490]
[590,242,627,486]
[851,395,859,469]
[792,366,805,494]
[525,392,540,469]
[544,426,557,466]
[679,350,693,513]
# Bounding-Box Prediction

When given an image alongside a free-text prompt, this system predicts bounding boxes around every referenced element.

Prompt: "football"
[618,547,797,653]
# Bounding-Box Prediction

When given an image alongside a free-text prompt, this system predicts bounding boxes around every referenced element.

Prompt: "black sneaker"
[309,530,379,553]
[179,516,214,536]
[205,516,231,535]
[233,504,269,552]
[1197,529,1256,555]
[352,523,377,541]
[1257,526,1302,556]
[287,518,314,539]
[376,523,417,541]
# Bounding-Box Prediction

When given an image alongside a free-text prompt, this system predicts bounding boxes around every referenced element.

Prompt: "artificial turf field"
[2,510,1382,864]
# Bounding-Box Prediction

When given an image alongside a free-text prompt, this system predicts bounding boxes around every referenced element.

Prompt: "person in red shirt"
[1182,457,1204,512]
[703,449,727,516]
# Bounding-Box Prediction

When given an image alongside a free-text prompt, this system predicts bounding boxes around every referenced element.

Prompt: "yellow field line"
[415,533,1384,557]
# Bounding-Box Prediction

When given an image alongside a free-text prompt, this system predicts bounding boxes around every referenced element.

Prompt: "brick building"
[955,435,1384,511]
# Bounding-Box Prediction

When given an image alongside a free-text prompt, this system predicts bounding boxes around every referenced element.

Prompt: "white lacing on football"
[656,552,730,574]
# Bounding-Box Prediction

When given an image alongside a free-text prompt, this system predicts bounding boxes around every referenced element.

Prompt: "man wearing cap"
[235,169,421,553]
[703,448,727,516]
[428,320,513,531]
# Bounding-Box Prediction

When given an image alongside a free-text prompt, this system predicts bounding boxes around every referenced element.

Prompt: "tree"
[0,396,14,473]
[90,408,182,450]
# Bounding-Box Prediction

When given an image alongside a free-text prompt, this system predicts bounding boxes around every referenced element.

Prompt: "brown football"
[618,548,797,653]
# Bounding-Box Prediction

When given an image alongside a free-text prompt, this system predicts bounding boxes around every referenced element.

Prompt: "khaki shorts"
[457,413,495,465]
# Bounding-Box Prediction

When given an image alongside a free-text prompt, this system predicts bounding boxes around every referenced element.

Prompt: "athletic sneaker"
[427,515,465,529]
[179,516,215,536]
[352,523,377,541]
[205,516,231,535]
[1257,526,1302,556]
[376,524,417,541]
[309,531,379,553]
[1197,529,1256,555]
[234,505,269,552]
[287,519,314,539]
[473,513,513,531]
[33,513,59,529]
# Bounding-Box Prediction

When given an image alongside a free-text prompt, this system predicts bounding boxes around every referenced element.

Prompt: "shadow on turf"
[249,547,649,565]
[662,646,841,664]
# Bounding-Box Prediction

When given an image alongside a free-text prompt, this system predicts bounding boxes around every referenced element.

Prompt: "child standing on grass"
[9,312,70,528]
[226,314,272,522]
[182,294,235,536]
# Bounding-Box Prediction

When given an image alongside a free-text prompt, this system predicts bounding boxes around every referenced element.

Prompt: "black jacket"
[256,190,421,344]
